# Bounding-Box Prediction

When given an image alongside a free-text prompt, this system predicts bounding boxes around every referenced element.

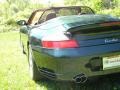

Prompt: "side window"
[28,11,43,25]
[32,11,43,25]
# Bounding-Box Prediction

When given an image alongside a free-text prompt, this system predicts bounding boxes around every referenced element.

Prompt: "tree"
[64,0,78,5]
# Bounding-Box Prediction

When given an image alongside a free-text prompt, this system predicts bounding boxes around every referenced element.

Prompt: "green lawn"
[0,31,120,90]
[0,31,58,90]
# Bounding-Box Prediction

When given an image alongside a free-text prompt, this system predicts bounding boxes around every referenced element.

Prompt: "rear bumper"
[32,44,120,81]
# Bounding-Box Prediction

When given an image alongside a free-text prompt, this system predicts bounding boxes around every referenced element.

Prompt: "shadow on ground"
[36,73,120,90]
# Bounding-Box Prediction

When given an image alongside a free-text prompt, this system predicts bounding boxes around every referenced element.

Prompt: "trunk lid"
[67,22,120,47]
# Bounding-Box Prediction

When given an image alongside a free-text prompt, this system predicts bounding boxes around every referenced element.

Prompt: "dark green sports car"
[17,6,120,83]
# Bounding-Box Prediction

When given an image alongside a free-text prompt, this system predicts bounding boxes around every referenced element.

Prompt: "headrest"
[46,13,56,21]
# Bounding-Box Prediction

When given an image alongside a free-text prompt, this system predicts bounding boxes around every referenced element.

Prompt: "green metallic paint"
[33,49,120,81]
[38,15,120,31]
[20,26,30,54]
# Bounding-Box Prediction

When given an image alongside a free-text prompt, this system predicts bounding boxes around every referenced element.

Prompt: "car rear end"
[31,15,120,83]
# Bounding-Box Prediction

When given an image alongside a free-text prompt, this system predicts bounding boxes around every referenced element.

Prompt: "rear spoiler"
[67,21,120,34]
[100,21,120,26]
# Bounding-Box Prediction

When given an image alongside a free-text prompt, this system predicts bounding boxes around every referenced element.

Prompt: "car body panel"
[32,47,120,80]
[20,26,29,54]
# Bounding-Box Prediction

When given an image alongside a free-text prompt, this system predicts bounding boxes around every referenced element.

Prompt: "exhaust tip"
[73,73,87,84]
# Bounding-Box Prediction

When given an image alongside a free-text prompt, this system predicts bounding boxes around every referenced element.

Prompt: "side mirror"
[17,20,27,26]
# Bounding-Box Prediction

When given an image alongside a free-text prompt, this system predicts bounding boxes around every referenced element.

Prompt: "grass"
[0,31,120,90]
[0,31,57,90]
[0,31,35,90]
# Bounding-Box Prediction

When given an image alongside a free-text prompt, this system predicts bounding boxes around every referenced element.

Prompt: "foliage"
[98,7,120,17]
[0,0,43,32]
[64,0,78,5]
[64,0,120,17]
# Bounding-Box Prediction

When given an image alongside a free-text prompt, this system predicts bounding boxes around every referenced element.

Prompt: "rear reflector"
[100,21,120,26]
[42,40,78,48]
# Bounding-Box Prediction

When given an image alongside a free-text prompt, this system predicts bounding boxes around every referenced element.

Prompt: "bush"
[64,0,120,18]
[98,8,120,17]
[0,1,43,32]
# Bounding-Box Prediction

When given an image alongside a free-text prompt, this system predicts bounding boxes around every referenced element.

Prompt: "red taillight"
[42,40,78,48]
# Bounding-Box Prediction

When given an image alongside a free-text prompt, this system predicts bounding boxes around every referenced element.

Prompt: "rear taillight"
[42,40,78,49]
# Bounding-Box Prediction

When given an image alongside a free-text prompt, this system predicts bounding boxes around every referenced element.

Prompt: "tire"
[28,45,43,81]
[20,41,26,54]
[20,34,26,54]
[22,44,26,54]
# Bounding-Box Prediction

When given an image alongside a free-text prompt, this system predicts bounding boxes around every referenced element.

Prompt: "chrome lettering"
[105,38,118,43]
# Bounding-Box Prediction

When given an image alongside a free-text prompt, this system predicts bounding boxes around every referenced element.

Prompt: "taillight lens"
[42,40,78,49]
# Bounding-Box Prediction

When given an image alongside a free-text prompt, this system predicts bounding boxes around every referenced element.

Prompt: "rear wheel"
[28,46,43,81]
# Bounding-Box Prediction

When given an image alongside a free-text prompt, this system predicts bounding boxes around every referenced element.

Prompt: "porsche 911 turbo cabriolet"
[17,6,120,83]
